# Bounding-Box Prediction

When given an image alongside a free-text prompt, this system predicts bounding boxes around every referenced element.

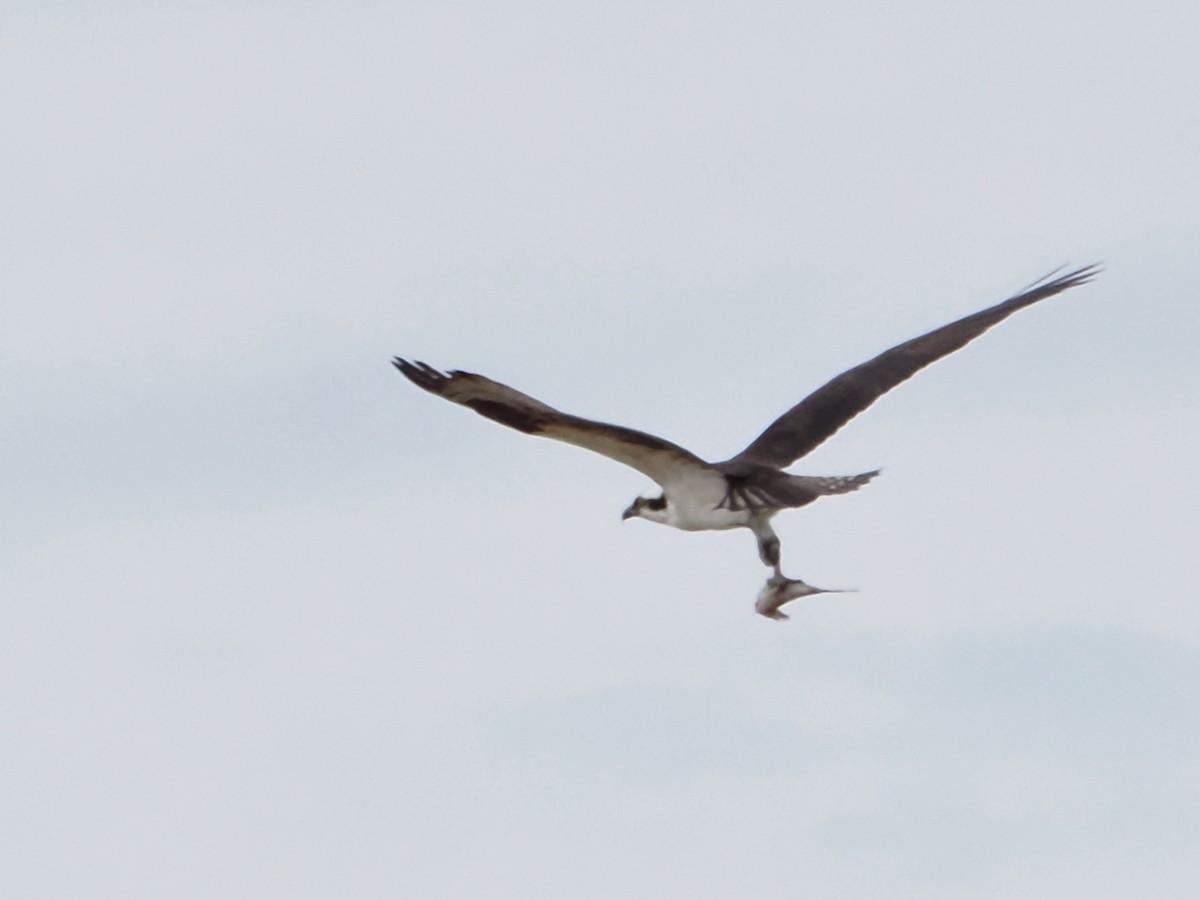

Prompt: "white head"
[621,493,669,524]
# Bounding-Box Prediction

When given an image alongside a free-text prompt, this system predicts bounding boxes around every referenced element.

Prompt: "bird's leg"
[748,515,855,620]
[750,516,782,576]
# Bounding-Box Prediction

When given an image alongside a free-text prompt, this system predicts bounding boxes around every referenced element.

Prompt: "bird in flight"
[393,264,1099,620]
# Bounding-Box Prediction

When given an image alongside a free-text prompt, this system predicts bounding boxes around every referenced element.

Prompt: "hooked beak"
[621,502,638,521]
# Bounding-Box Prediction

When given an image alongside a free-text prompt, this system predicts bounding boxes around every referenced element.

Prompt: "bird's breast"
[666,498,752,532]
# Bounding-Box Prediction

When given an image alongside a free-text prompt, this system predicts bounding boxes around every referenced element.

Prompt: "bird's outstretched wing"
[392,359,717,487]
[726,264,1101,469]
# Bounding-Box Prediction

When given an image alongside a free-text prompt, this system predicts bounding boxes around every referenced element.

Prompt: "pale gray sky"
[4,2,1199,897]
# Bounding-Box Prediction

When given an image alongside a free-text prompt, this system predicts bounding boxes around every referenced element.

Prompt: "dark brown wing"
[726,264,1101,469]
[392,359,719,488]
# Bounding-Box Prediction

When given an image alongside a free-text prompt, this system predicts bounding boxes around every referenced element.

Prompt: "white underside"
[659,469,757,531]
[665,497,754,531]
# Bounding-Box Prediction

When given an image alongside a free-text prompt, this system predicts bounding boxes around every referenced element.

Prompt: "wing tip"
[1028,261,1103,292]
[391,356,449,393]
[1063,261,1103,286]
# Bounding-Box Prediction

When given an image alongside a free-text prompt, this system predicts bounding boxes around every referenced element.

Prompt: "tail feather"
[792,469,881,496]
[718,467,880,513]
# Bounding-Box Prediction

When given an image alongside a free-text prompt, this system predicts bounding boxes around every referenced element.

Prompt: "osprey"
[394,264,1098,620]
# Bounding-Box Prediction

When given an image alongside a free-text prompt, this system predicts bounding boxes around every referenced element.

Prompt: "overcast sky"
[4,2,1200,897]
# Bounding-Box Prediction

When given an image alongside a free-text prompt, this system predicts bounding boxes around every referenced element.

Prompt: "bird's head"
[622,493,669,524]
